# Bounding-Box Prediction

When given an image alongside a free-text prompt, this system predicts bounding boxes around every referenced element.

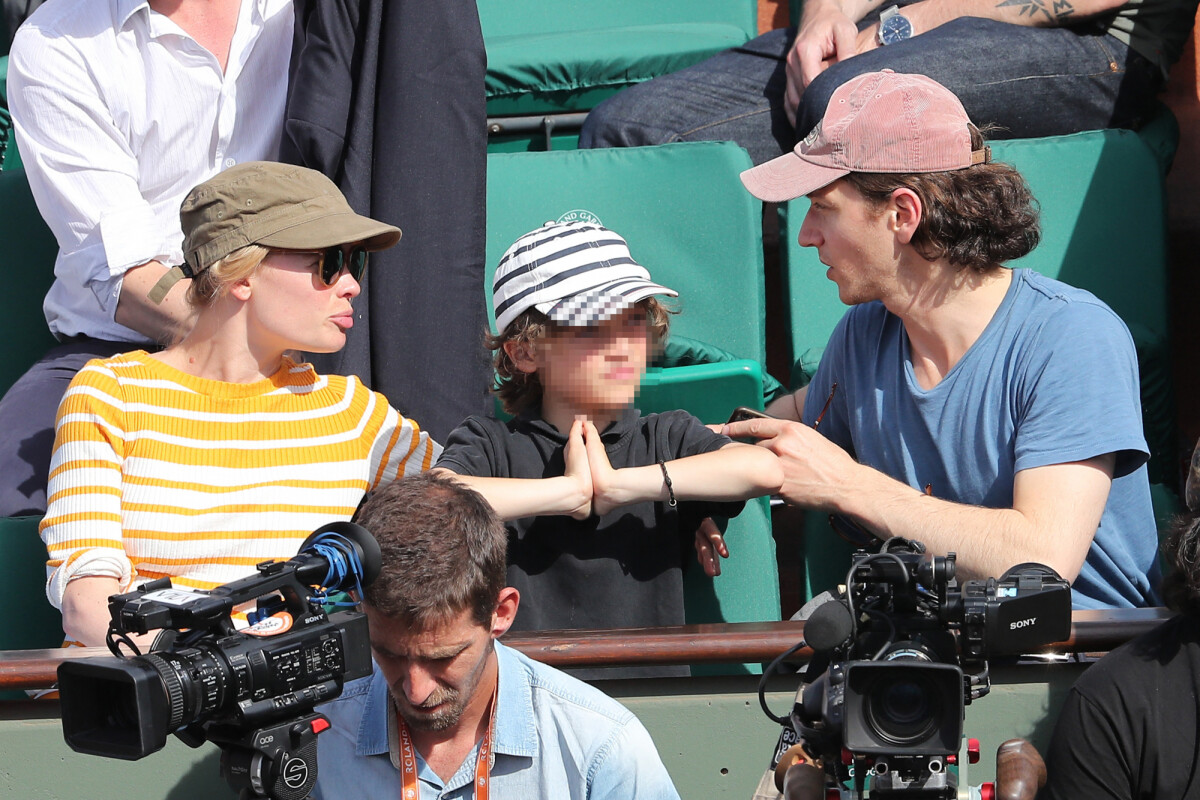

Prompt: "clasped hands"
[562,417,730,577]
[560,416,654,519]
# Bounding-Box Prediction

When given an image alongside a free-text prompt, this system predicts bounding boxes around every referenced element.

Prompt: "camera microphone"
[804,598,854,653]
[291,521,383,594]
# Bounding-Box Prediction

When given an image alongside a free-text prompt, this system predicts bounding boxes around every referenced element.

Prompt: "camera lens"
[864,674,942,746]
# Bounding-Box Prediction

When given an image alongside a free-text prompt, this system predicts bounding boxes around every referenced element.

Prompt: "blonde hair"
[185,244,272,308]
[487,297,674,416]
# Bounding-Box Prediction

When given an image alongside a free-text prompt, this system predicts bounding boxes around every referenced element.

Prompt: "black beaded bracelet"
[658,459,677,508]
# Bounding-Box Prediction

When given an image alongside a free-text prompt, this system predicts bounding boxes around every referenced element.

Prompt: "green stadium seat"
[487,142,768,363]
[0,515,60,653]
[638,361,778,647]
[481,0,757,152]
[485,142,780,636]
[0,56,21,171]
[0,169,57,395]
[779,116,1182,599]
[0,169,58,683]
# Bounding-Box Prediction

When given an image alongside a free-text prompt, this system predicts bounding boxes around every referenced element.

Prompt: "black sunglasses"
[314,245,369,285]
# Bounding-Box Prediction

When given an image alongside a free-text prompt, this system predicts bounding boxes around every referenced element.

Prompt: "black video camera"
[765,538,1071,799]
[57,521,381,800]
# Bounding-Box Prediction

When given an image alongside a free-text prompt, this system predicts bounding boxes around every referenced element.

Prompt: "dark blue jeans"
[580,17,1162,165]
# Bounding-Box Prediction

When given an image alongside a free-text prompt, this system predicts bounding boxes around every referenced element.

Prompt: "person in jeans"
[580,0,1198,164]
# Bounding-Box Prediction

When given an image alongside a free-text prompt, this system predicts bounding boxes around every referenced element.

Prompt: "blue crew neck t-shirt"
[801,268,1160,609]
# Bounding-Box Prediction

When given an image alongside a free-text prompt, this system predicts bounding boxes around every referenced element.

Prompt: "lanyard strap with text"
[398,685,499,800]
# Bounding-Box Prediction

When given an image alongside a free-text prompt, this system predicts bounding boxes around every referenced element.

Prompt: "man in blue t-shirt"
[725,70,1159,609]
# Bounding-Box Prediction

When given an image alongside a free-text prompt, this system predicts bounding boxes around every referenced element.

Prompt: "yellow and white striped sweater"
[39,351,439,609]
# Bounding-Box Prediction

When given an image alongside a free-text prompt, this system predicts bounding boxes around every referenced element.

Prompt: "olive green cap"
[149,161,402,304]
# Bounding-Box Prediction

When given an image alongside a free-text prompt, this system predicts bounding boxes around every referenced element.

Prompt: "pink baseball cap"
[740,70,991,202]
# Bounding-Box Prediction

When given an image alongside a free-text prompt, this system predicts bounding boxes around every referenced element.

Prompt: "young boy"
[435,222,781,673]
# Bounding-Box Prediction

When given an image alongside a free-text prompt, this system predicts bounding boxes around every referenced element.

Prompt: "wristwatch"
[876,6,914,46]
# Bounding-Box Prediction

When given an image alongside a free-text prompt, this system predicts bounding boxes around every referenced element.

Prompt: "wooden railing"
[0,607,1173,693]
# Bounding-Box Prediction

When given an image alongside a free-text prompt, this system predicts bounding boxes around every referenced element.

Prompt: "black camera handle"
[208,712,330,800]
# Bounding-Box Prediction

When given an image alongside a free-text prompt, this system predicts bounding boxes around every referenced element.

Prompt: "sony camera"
[769,538,1071,798]
[57,522,381,800]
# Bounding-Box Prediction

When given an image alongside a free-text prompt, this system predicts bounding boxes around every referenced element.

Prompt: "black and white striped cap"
[493,222,677,331]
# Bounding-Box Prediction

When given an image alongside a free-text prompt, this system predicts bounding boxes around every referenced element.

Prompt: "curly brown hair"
[1163,512,1200,617]
[841,126,1040,273]
[488,297,673,417]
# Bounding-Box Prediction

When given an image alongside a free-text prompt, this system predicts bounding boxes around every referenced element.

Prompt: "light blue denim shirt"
[312,640,682,800]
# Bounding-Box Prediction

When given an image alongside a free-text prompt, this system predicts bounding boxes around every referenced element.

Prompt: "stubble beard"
[396,686,466,732]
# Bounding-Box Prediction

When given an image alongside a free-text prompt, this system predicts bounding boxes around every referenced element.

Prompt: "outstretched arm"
[433,418,593,521]
[723,417,1111,582]
[586,421,783,517]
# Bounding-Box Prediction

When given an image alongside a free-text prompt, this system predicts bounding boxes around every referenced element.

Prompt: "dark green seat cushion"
[479,0,756,116]
[0,169,57,395]
[0,515,61,652]
[485,24,753,116]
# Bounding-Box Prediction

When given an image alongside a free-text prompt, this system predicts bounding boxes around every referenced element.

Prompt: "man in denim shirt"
[312,472,681,800]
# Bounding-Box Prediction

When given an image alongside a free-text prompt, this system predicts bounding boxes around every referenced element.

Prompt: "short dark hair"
[842,126,1040,273]
[1162,512,1200,617]
[486,297,673,417]
[355,472,508,630]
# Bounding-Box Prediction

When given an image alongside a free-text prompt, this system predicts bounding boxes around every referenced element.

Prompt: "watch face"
[879,13,913,45]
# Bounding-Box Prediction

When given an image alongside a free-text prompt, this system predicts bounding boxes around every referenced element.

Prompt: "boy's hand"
[581,419,623,517]
[564,417,594,519]
[693,517,729,577]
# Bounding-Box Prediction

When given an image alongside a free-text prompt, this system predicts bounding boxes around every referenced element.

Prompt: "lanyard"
[397,684,499,800]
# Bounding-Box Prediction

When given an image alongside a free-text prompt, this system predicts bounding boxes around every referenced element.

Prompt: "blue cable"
[305,530,366,607]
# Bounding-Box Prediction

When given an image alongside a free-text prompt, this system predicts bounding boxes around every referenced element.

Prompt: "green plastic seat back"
[485,142,779,636]
[0,169,57,395]
[487,142,767,363]
[639,361,766,426]
[0,515,61,652]
[0,56,19,171]
[480,0,757,123]
[781,119,1180,599]
[638,361,780,651]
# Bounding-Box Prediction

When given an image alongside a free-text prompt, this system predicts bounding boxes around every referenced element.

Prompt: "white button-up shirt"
[7,0,292,342]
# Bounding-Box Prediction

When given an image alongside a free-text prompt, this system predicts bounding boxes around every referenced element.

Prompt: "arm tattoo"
[996,0,1075,22]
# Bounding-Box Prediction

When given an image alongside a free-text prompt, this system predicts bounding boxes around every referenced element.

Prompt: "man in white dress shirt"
[0,0,292,516]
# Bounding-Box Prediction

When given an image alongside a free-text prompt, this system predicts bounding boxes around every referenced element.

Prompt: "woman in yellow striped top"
[39,162,440,647]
